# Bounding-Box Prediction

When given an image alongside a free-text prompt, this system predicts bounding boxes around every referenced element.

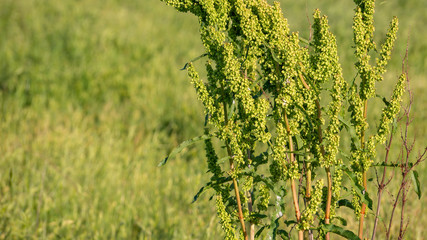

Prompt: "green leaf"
[255,226,266,238]
[343,167,373,210]
[180,53,208,70]
[337,199,354,210]
[338,115,360,148]
[216,156,230,165]
[268,217,284,240]
[333,216,348,226]
[411,170,422,199]
[268,46,284,64]
[251,213,268,219]
[372,162,414,168]
[321,224,361,240]
[283,220,297,226]
[299,36,310,45]
[277,229,290,240]
[159,134,212,166]
[192,185,210,203]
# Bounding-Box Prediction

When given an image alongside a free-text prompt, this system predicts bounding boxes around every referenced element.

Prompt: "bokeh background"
[0,0,426,239]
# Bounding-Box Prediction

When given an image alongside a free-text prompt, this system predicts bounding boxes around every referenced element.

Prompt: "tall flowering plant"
[159,0,421,239]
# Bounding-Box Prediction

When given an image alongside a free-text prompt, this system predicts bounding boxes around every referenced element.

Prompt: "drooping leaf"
[299,36,310,45]
[321,224,361,240]
[255,226,266,238]
[283,220,297,226]
[217,156,230,165]
[277,229,290,240]
[251,213,268,219]
[411,170,422,199]
[337,199,354,210]
[192,185,211,203]
[333,216,348,226]
[159,134,212,166]
[338,115,360,148]
[343,167,373,210]
[180,53,208,70]
[268,217,283,240]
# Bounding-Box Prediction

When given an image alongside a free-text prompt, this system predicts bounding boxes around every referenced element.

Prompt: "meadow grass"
[0,0,425,239]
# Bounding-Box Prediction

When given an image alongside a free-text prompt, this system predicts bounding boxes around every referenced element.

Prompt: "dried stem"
[371,130,394,240]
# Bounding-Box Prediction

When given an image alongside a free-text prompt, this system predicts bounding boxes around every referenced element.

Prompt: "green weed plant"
[160,0,425,239]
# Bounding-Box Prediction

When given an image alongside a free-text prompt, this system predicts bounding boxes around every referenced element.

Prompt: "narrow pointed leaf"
[180,53,208,70]
[337,199,354,210]
[255,226,266,238]
[159,134,212,166]
[334,216,348,226]
[277,230,290,240]
[192,185,211,203]
[372,162,414,168]
[411,170,421,199]
[338,116,360,148]
[343,167,373,210]
[321,224,361,240]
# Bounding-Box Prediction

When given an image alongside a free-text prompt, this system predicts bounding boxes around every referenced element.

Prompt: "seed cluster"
[349,0,401,217]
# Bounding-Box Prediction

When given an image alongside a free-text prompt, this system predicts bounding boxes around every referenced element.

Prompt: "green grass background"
[0,0,425,239]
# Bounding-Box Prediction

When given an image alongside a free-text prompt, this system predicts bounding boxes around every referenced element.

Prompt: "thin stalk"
[359,100,369,239]
[247,150,255,240]
[224,141,247,239]
[398,185,407,240]
[386,175,403,240]
[371,131,394,240]
[324,168,332,224]
[298,72,332,239]
[247,191,255,240]
[283,112,303,240]
[305,162,312,200]
[305,162,314,240]
[221,85,247,240]
[247,195,255,240]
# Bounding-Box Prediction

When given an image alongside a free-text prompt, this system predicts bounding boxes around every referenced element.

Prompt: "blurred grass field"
[0,0,426,239]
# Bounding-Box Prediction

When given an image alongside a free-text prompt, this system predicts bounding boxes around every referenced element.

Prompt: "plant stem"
[398,185,407,240]
[324,167,332,223]
[221,89,247,240]
[371,131,394,240]
[246,190,255,240]
[305,162,312,200]
[305,161,314,240]
[359,100,368,239]
[386,176,403,240]
[283,112,303,240]
[247,150,255,240]
[298,71,332,239]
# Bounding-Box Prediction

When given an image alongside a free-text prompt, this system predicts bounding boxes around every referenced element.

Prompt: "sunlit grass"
[0,0,425,239]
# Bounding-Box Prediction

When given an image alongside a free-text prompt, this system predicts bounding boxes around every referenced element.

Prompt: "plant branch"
[221,85,247,240]
[371,126,395,240]
[283,112,304,240]
[297,71,333,239]
[359,99,369,239]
